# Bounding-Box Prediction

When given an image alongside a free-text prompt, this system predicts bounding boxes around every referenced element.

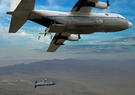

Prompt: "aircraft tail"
[8,0,35,33]
[34,80,38,88]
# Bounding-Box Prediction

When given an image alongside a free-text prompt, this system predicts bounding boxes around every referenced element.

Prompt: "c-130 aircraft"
[7,0,133,52]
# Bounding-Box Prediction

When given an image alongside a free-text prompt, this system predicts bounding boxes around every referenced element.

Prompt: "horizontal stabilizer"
[9,12,28,33]
[9,0,35,33]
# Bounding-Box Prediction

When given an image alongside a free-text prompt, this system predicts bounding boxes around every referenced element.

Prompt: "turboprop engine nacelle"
[68,34,79,41]
[95,2,108,9]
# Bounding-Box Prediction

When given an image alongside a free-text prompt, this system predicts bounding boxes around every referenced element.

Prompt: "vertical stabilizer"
[34,80,38,88]
[11,0,22,11]
[9,0,35,33]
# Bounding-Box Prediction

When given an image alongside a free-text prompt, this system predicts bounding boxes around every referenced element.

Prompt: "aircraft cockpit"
[105,13,126,20]
[117,15,126,19]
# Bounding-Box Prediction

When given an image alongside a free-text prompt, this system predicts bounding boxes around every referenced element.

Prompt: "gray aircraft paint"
[29,10,131,34]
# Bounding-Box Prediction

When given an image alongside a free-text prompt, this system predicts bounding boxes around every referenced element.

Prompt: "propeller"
[44,33,53,40]
[38,27,53,40]
[104,0,111,13]
[38,35,41,40]
[107,0,110,7]
[44,32,47,37]
[78,34,81,39]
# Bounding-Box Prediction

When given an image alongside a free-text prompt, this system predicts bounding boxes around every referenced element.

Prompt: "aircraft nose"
[52,82,56,85]
[128,21,133,28]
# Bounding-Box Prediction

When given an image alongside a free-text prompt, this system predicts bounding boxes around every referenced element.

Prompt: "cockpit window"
[105,13,109,16]
[118,15,126,19]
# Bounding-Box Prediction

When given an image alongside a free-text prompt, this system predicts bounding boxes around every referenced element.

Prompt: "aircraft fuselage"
[31,10,132,34]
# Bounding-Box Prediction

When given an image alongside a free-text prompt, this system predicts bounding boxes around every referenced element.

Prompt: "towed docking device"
[34,79,56,88]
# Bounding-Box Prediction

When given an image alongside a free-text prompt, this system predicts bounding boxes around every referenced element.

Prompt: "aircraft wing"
[47,33,70,52]
[71,0,98,13]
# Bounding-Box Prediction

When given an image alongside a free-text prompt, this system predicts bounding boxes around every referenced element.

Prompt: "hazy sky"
[0,0,135,66]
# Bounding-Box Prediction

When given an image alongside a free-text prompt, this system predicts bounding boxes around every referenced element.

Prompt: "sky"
[0,0,135,66]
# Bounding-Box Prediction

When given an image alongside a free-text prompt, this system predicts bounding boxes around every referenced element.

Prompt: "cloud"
[0,24,53,49]
[86,34,135,46]
[35,0,71,11]
[0,0,10,11]
[104,35,135,45]
[0,26,31,39]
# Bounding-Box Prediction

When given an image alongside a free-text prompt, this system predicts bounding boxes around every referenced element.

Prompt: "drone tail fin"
[34,80,38,88]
